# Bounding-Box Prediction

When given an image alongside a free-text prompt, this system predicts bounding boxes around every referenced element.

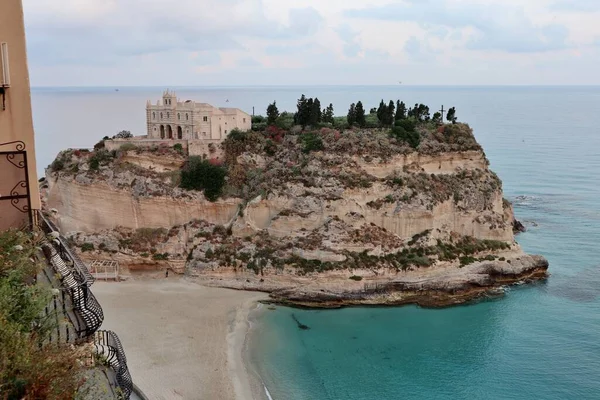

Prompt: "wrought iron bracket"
[0,140,25,151]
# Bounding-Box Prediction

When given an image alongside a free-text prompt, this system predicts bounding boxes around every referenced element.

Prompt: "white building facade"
[146,90,251,141]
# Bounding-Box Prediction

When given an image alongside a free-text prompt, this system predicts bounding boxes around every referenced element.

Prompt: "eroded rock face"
[45,126,548,307]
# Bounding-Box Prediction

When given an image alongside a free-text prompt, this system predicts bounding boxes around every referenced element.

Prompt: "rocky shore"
[194,252,549,309]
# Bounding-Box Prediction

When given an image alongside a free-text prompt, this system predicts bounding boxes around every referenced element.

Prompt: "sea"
[31,86,600,400]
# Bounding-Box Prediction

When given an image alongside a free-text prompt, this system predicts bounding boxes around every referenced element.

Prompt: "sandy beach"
[93,277,268,400]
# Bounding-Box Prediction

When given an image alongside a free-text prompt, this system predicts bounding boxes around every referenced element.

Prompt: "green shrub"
[88,149,113,171]
[275,112,295,130]
[332,116,349,129]
[391,120,420,149]
[349,275,363,281]
[80,243,94,252]
[252,115,266,124]
[114,130,133,139]
[228,128,247,141]
[252,122,267,131]
[173,143,184,154]
[459,256,477,267]
[180,156,227,201]
[300,132,324,153]
[152,253,169,260]
[50,158,65,172]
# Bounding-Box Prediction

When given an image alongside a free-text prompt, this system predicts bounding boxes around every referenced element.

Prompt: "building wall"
[146,92,251,142]
[0,0,41,230]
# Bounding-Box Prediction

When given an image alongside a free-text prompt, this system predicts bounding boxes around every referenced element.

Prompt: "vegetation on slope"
[0,230,86,399]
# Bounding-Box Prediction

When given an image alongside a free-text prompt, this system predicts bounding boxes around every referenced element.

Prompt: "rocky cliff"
[44,123,548,307]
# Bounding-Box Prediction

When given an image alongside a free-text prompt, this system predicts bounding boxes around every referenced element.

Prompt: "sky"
[22,0,600,86]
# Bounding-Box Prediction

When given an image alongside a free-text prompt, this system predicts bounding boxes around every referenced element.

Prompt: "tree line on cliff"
[256,95,457,131]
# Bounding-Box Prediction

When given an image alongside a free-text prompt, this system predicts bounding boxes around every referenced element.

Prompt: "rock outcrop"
[44,123,548,307]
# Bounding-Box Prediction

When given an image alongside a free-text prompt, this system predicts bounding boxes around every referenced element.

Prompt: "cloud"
[336,24,362,57]
[550,0,600,12]
[20,0,600,86]
[23,0,318,67]
[288,7,324,36]
[345,2,572,53]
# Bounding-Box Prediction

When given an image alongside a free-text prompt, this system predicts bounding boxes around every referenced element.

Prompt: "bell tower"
[163,89,176,107]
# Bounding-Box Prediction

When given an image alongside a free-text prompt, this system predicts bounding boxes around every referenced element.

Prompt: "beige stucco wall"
[146,92,251,142]
[0,0,41,230]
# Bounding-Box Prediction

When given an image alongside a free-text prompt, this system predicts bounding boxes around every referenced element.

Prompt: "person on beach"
[165,269,169,278]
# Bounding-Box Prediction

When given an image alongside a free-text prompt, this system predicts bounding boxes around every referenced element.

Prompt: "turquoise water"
[244,87,600,400]
[31,86,600,399]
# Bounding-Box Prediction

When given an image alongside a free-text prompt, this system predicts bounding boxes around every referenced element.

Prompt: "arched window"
[152,112,156,119]
[177,113,180,120]
[186,114,189,120]
[167,112,170,119]
[160,112,163,119]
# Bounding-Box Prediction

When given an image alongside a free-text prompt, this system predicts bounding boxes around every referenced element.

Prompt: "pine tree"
[376,100,386,125]
[295,95,308,127]
[347,103,356,126]
[267,101,279,125]
[432,112,442,125]
[387,100,396,126]
[396,101,407,121]
[311,97,322,125]
[323,103,334,124]
[418,104,430,122]
[446,107,457,124]
[355,101,366,127]
[306,98,314,127]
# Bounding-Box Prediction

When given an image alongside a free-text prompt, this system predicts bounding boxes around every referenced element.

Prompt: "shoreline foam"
[229,299,270,400]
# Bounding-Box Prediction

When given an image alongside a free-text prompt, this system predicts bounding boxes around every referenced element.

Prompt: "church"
[146,90,251,141]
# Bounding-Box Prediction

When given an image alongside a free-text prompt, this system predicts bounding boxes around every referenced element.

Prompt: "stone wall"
[105,138,189,152]
[105,138,224,159]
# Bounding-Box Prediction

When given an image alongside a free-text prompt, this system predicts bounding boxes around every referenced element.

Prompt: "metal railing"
[41,241,104,339]
[38,211,95,285]
[94,330,133,399]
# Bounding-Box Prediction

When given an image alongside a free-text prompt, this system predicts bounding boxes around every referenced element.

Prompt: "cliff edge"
[44,123,548,307]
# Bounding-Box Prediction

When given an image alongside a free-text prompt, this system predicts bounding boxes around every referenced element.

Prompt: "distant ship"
[115,89,119,92]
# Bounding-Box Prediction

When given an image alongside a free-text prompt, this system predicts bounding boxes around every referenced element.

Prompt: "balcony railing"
[38,212,95,285]
[94,330,133,399]
[41,241,104,339]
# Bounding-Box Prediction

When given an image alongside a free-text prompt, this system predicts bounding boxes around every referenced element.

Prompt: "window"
[243,118,246,123]
[186,114,189,120]
[225,122,228,125]
[203,116,208,122]
[153,127,157,131]
[202,132,207,136]
[160,112,163,119]
[177,113,180,120]
[167,112,170,118]
[225,130,228,134]
[152,112,156,119]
